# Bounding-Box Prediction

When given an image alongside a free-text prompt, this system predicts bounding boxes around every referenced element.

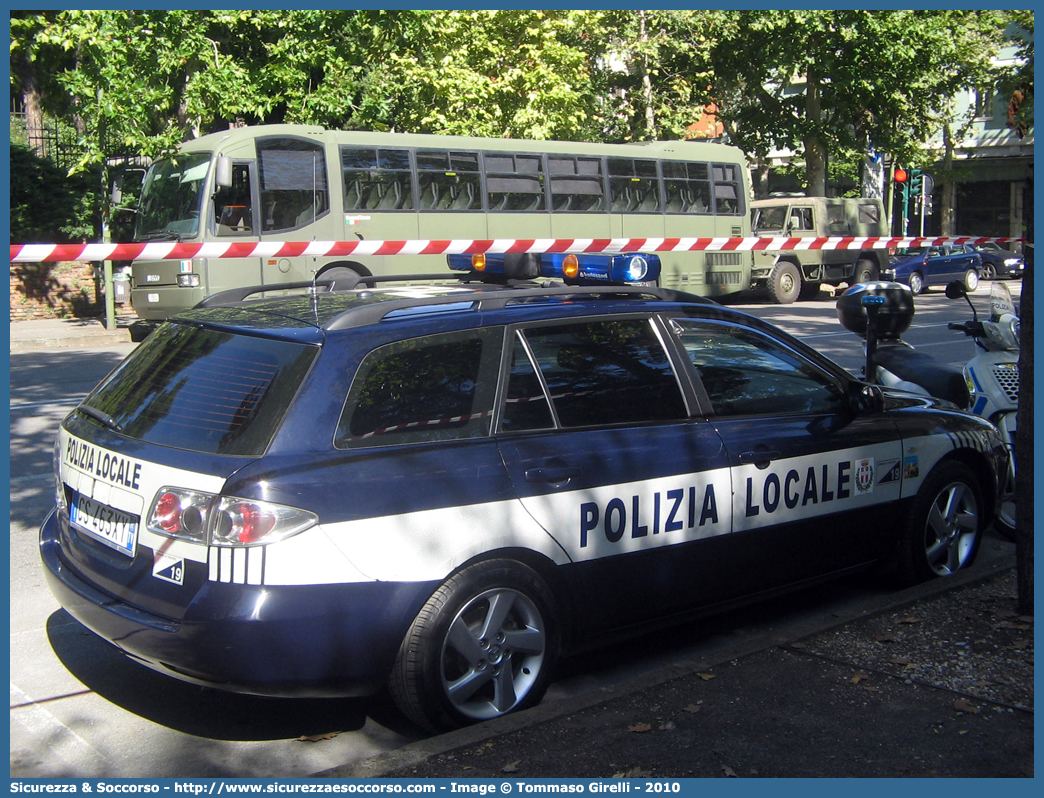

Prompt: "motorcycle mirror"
[944,281,967,300]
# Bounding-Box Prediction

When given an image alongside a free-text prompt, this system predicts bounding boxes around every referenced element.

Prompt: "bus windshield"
[133,153,212,241]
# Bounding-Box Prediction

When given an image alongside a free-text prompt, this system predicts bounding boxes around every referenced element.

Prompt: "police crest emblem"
[856,458,875,494]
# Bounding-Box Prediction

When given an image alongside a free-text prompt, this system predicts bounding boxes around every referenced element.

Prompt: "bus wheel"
[317,263,368,287]
[767,262,801,304]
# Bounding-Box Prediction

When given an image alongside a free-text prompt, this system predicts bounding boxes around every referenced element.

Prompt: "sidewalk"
[9,314,137,352]
[322,552,1033,779]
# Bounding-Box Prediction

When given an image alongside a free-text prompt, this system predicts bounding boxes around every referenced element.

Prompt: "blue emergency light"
[447,252,660,284]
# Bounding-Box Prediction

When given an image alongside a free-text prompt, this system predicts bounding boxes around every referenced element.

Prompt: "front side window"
[512,318,686,429]
[213,163,254,235]
[675,320,845,417]
[336,328,499,449]
[258,137,330,232]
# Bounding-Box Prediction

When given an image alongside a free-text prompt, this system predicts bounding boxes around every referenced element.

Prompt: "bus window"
[417,150,482,211]
[712,164,743,215]
[341,147,414,212]
[257,137,330,232]
[608,158,660,214]
[213,163,253,235]
[663,162,712,215]
[548,157,605,212]
[485,153,545,212]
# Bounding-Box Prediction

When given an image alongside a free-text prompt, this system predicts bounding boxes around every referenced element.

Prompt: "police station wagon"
[40,253,1007,732]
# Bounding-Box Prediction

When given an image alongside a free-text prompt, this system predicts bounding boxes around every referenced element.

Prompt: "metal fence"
[10,112,85,171]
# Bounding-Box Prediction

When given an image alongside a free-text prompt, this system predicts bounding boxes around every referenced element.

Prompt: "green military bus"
[129,124,754,320]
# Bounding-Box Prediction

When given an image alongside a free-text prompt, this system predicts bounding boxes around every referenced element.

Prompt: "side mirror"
[848,381,884,415]
[110,174,124,205]
[944,280,967,300]
[214,155,233,189]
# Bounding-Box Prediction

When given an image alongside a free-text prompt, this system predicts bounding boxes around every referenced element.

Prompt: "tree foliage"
[9,143,99,242]
[707,10,1009,194]
[9,9,1031,191]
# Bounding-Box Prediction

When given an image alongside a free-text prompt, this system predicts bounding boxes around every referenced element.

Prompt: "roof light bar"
[447,252,660,284]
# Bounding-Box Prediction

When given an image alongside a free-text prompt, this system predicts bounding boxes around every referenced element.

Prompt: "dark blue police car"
[40,252,1007,732]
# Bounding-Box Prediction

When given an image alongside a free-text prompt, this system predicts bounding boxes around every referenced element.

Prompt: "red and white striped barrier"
[8,235,1025,263]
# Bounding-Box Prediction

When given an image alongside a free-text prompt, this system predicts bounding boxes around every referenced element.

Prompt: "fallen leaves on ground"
[954,698,982,714]
[296,731,340,742]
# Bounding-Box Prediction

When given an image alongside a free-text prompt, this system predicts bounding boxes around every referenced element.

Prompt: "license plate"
[70,493,139,557]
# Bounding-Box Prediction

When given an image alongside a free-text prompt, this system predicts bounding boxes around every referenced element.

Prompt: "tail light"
[146,487,317,547]
[210,496,317,546]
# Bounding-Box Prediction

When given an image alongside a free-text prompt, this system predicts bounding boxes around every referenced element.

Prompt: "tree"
[593,10,719,142]
[11,9,616,173]
[708,10,1006,195]
[999,10,1034,138]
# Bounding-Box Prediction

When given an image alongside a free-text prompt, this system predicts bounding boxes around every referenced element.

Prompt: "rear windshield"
[79,323,316,456]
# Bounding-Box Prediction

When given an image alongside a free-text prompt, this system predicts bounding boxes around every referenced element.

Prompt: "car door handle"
[525,466,582,484]
[738,450,781,469]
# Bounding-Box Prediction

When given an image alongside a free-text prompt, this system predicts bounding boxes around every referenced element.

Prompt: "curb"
[10,330,133,352]
[313,553,1016,779]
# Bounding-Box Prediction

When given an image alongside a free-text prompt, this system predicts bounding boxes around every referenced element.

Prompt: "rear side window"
[80,324,316,456]
[336,328,500,449]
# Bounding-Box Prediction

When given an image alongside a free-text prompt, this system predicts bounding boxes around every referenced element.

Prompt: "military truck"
[751,196,889,303]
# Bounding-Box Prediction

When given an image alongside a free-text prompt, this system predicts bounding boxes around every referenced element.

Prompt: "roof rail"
[194,273,467,308]
[189,273,714,330]
[323,284,701,331]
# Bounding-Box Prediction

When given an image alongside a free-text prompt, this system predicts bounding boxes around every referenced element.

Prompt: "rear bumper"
[39,508,434,698]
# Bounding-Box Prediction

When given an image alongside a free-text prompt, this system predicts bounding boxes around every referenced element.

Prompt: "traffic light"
[894,167,909,203]
[909,169,924,198]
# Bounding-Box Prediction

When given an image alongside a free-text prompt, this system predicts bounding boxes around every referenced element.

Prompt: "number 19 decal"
[153,553,185,585]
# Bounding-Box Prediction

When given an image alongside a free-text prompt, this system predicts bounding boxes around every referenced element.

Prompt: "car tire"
[855,258,879,284]
[981,262,997,280]
[994,458,1016,541]
[964,268,980,292]
[389,559,559,732]
[895,461,983,586]
[908,271,925,295]
[767,262,801,304]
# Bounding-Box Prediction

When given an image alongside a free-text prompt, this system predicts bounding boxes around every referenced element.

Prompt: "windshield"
[133,153,212,241]
[752,205,787,232]
[989,280,1016,323]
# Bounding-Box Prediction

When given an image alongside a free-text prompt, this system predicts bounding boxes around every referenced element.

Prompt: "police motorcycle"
[836,280,1019,538]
